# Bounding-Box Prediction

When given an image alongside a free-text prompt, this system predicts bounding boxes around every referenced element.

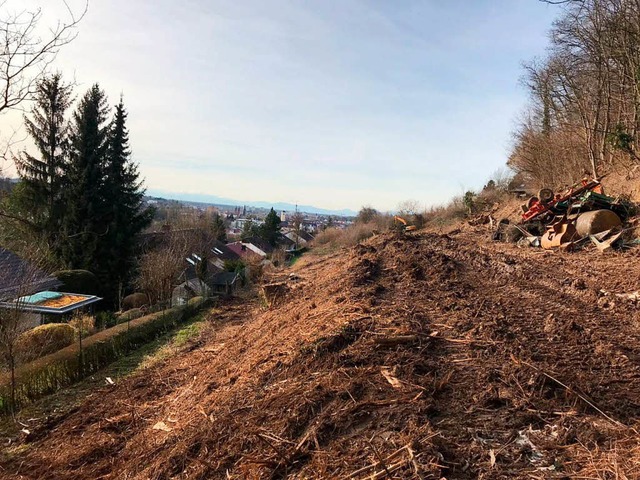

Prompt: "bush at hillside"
[122,292,149,310]
[0,301,208,413]
[16,323,76,363]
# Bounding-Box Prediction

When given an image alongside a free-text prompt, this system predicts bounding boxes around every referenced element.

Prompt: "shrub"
[270,248,287,267]
[313,227,343,246]
[68,315,96,338]
[244,255,265,284]
[16,324,75,363]
[340,223,377,246]
[312,223,379,251]
[422,196,468,227]
[356,206,379,224]
[187,296,204,307]
[224,259,245,273]
[122,292,149,310]
[117,308,144,323]
[95,311,118,330]
[53,270,100,296]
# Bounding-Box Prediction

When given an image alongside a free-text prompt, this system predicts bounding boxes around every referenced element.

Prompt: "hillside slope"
[3,229,640,479]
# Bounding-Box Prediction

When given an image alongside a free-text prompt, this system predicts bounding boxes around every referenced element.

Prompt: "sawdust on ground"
[2,228,640,479]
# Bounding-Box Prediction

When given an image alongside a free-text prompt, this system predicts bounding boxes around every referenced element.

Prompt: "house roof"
[210,240,241,262]
[227,242,266,259]
[298,231,315,242]
[0,248,62,301]
[0,291,102,314]
[277,233,296,248]
[182,260,224,284]
[283,230,315,244]
[243,236,274,254]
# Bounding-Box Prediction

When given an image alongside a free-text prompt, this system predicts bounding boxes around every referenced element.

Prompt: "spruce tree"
[14,73,72,244]
[260,208,281,246]
[103,97,153,303]
[60,84,111,274]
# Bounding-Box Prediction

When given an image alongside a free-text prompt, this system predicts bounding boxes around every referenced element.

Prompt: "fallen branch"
[345,445,410,478]
[512,355,625,428]
[368,440,392,479]
[373,335,419,346]
[367,460,408,479]
[255,433,289,463]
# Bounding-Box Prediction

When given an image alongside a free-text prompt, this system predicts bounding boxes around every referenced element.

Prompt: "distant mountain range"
[146,189,357,217]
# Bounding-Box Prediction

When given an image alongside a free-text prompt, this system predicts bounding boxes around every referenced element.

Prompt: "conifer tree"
[59,84,111,273]
[14,73,72,244]
[260,208,281,246]
[103,97,153,303]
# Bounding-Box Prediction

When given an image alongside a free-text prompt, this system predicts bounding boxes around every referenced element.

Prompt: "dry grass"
[313,223,378,250]
[422,195,468,227]
[568,435,640,479]
[313,215,392,252]
[68,315,96,337]
[15,324,75,363]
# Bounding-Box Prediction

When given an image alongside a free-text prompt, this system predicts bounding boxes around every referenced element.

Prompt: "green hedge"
[0,299,208,414]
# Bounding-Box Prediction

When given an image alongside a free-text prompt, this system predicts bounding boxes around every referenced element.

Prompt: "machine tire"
[538,188,554,203]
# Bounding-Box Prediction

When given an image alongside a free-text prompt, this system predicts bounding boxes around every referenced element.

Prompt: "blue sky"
[2,0,558,211]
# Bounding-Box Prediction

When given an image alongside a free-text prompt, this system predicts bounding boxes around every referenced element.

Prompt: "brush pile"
[3,230,640,479]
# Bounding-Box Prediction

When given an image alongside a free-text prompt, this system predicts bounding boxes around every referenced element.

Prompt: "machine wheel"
[538,188,554,203]
[526,196,539,209]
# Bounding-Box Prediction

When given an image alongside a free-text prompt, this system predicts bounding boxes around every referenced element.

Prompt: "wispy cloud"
[1,0,557,210]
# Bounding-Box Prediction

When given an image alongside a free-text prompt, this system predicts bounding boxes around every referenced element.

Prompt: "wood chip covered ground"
[2,228,640,479]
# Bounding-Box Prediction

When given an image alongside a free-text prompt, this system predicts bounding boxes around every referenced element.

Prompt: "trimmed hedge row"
[0,299,209,414]
[16,323,76,363]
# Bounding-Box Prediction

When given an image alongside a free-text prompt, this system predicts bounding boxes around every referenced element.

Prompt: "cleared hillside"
[2,229,640,479]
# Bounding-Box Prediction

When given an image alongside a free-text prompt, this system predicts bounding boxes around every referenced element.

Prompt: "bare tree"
[136,232,191,307]
[0,0,86,165]
[0,249,52,412]
[512,0,640,186]
[0,1,86,114]
[291,211,304,249]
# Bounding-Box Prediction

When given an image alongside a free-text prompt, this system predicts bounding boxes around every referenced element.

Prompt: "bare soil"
[2,228,640,479]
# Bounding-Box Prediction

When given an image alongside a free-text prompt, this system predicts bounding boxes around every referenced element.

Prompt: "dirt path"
[2,230,640,479]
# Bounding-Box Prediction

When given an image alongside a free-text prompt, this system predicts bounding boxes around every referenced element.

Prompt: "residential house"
[244,237,274,255]
[172,248,242,305]
[210,240,241,270]
[277,233,296,250]
[226,242,263,261]
[282,229,314,247]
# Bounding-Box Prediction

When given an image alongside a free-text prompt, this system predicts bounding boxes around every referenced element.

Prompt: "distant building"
[282,229,314,246]
[172,250,241,305]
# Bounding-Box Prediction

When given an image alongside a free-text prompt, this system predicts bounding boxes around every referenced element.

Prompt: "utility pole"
[295,203,299,250]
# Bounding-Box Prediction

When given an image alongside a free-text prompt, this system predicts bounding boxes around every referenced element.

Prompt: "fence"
[0,299,209,414]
